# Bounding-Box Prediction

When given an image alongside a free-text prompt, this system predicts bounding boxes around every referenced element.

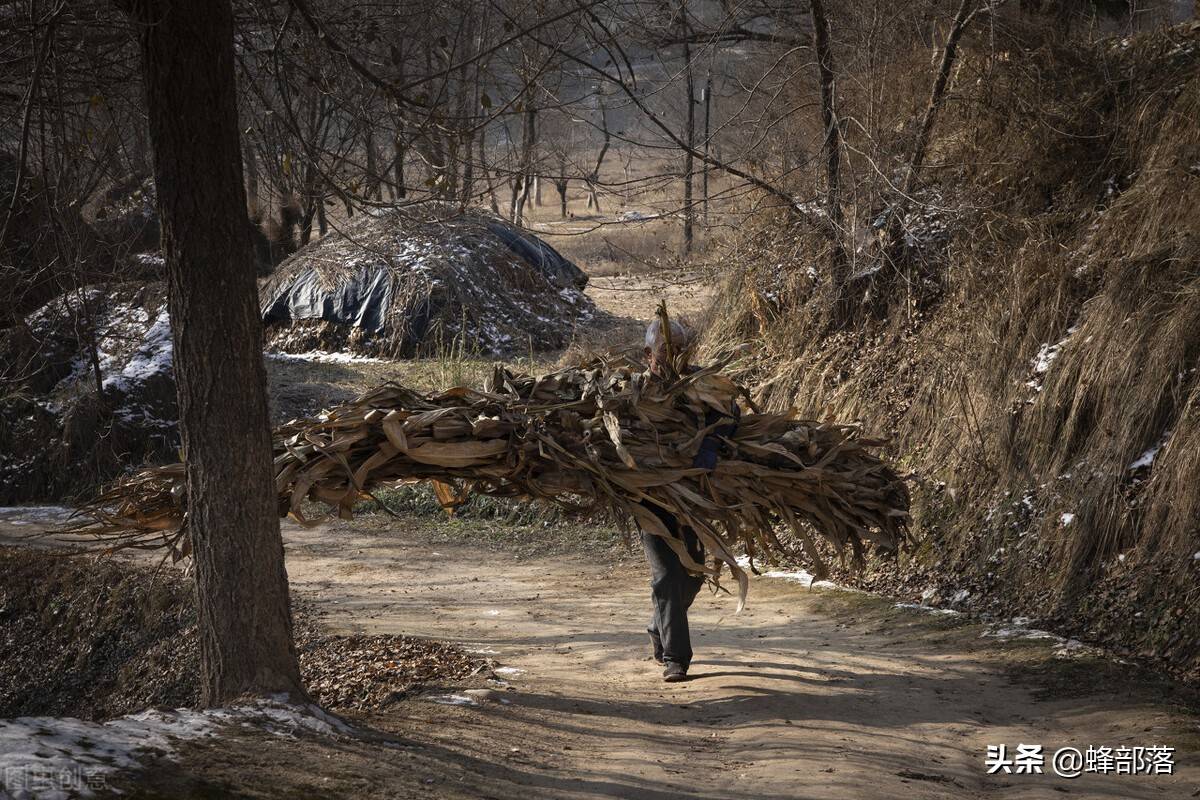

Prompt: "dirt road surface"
[1,506,1195,799]
[75,516,1185,800]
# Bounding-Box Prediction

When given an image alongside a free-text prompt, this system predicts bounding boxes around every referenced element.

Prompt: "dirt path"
[1,510,1195,798]
[179,518,1193,800]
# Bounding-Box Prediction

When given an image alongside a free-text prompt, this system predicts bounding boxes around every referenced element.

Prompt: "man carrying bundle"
[640,318,738,683]
[70,311,911,675]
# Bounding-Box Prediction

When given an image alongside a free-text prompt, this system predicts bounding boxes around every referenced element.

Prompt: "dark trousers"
[640,503,705,669]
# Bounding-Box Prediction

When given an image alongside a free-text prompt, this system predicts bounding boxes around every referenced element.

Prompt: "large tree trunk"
[124,0,304,706]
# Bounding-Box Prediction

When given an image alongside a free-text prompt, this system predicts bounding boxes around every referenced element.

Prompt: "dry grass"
[701,21,1200,674]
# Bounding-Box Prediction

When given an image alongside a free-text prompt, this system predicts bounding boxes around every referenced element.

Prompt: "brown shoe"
[663,663,688,682]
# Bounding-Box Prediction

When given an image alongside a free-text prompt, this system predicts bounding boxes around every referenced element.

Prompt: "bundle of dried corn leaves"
[68,352,910,608]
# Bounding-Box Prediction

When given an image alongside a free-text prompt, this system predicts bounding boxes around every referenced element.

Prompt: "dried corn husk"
[66,346,910,608]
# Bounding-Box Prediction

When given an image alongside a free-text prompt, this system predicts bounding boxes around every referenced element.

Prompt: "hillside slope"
[709,21,1200,678]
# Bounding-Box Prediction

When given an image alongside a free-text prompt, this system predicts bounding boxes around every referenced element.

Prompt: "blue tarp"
[485,220,587,290]
[262,263,393,334]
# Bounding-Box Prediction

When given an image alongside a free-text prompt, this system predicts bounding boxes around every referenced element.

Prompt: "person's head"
[644,317,696,375]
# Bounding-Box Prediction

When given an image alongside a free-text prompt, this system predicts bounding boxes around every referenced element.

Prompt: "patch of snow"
[0,506,74,525]
[894,603,960,616]
[1129,430,1172,470]
[1130,449,1159,470]
[0,698,342,799]
[247,698,351,737]
[980,618,1088,653]
[101,309,173,394]
[984,626,1058,640]
[1025,325,1079,391]
[132,253,165,268]
[266,350,390,365]
[792,200,825,218]
[950,589,970,604]
[1060,512,1076,526]
[1052,638,1100,659]
[760,568,820,587]
[28,294,164,398]
[493,667,524,677]
[427,694,477,707]
[0,710,213,799]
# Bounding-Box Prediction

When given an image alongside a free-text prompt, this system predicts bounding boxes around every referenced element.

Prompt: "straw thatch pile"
[260,204,595,358]
[68,321,910,607]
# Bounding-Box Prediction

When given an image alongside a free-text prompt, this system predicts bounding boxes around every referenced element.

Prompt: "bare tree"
[514,102,538,224]
[680,2,696,255]
[119,0,305,706]
[554,152,570,218]
[904,0,980,193]
[586,99,611,213]
[810,0,850,322]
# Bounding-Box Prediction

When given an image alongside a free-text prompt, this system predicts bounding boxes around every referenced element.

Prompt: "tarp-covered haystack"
[261,204,595,358]
[67,316,910,608]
